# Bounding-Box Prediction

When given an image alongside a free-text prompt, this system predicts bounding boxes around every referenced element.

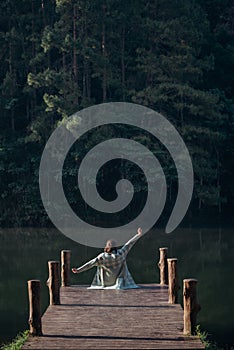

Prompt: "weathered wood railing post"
[61,250,71,287]
[27,280,43,336]
[183,279,201,335]
[167,258,179,304]
[47,261,60,305]
[158,247,168,285]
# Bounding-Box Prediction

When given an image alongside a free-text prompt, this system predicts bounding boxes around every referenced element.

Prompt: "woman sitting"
[72,227,142,289]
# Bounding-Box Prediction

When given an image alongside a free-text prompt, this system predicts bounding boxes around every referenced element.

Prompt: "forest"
[0,0,233,227]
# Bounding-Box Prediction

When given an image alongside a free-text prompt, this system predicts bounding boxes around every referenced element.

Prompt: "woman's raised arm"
[118,227,142,257]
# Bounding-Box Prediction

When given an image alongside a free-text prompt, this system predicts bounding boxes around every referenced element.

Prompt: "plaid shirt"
[75,234,140,289]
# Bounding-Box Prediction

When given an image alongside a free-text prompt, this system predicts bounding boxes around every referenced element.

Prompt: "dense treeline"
[0,0,233,227]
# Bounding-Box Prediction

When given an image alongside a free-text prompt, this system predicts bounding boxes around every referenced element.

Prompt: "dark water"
[0,227,234,346]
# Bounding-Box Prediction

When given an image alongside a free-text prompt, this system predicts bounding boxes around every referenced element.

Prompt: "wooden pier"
[22,283,205,349]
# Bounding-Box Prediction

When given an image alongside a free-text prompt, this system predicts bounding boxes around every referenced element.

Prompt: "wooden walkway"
[22,284,205,349]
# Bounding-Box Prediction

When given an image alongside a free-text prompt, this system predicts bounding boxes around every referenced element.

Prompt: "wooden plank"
[22,284,205,349]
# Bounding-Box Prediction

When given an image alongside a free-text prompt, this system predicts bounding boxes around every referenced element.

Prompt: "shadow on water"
[0,227,234,347]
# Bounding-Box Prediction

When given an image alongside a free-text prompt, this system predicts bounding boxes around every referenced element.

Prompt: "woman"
[72,227,142,289]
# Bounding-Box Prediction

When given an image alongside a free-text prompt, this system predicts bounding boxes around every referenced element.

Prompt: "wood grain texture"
[158,248,168,285]
[22,284,205,349]
[183,279,201,335]
[61,250,71,287]
[168,259,179,304]
[27,280,42,336]
[47,261,60,306]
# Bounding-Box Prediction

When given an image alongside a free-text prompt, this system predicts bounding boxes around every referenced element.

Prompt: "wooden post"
[183,279,201,335]
[61,250,71,287]
[27,280,43,336]
[47,261,60,305]
[167,258,179,304]
[158,247,168,285]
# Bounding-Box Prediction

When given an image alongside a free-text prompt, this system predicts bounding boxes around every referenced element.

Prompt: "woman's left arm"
[118,227,142,257]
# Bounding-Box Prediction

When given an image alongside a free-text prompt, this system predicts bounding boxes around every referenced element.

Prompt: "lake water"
[0,227,234,347]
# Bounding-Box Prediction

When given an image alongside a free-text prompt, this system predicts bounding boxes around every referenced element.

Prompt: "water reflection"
[0,227,233,346]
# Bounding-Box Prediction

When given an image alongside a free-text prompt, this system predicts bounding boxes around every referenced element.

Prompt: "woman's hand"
[137,227,142,235]
[72,268,78,274]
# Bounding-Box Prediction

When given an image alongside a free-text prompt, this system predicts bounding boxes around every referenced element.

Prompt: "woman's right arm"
[72,256,99,274]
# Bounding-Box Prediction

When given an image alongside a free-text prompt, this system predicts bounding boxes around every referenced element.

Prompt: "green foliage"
[1,330,29,350]
[0,0,233,226]
[195,325,232,350]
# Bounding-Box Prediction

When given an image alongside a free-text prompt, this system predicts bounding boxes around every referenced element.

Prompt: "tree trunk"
[86,61,91,99]
[198,176,203,210]
[31,0,37,120]
[62,51,66,71]
[216,149,222,213]
[102,5,107,102]
[121,25,126,101]
[180,88,184,129]
[73,4,78,82]
[41,0,46,27]
[8,36,15,132]
[31,0,35,59]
